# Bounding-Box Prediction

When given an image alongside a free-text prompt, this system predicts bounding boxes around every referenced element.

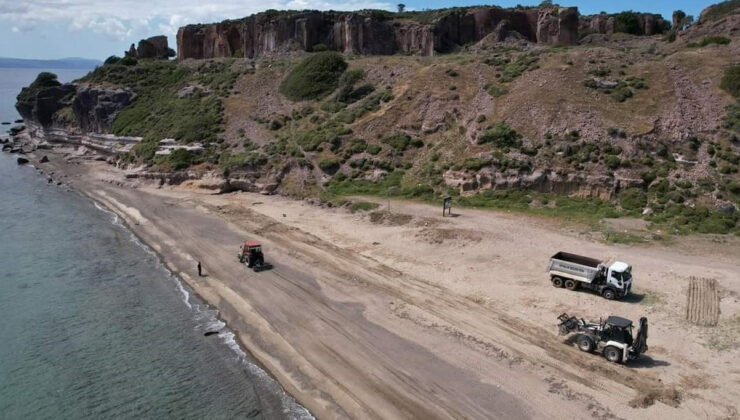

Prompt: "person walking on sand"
[197,261,202,277]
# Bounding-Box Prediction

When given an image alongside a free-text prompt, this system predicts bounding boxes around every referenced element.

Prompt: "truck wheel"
[552,277,564,288]
[602,289,616,300]
[604,346,622,363]
[565,279,578,291]
[577,335,595,353]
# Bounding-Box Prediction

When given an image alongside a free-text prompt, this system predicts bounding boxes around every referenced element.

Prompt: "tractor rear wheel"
[577,335,595,353]
[604,346,622,363]
[552,277,564,288]
[565,279,579,290]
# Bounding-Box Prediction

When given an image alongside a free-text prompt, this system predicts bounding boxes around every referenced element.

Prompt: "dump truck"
[547,252,632,300]
[557,313,648,363]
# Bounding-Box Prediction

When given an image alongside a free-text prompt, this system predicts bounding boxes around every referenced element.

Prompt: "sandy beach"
[23,148,740,419]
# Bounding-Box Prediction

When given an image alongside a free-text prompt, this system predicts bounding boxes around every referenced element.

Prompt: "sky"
[0,0,713,60]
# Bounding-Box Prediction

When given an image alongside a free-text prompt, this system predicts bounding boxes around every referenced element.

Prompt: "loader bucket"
[557,313,582,335]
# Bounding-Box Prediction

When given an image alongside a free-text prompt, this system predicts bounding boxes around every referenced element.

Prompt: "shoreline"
[7,144,740,419]
[73,164,315,420]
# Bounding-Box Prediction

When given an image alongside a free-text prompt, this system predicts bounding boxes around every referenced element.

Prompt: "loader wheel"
[552,277,564,288]
[564,279,578,291]
[604,346,622,363]
[577,335,595,353]
[602,289,616,300]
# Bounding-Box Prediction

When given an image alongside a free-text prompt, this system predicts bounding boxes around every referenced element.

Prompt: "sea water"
[0,70,310,419]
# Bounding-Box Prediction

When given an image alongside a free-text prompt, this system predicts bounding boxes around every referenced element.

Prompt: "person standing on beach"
[197,261,202,277]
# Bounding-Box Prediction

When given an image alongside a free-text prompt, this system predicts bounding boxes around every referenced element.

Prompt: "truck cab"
[604,261,632,298]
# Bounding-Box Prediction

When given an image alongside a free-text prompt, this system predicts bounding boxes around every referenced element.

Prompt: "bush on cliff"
[477,123,522,148]
[279,52,348,101]
[614,12,642,35]
[721,65,740,99]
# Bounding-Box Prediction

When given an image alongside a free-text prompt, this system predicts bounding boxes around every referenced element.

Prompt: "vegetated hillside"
[24,2,740,236]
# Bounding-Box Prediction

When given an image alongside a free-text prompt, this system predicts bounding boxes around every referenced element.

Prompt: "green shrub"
[697,36,731,47]
[477,122,522,148]
[167,148,195,171]
[350,201,380,213]
[320,100,346,113]
[120,56,138,66]
[382,133,411,151]
[349,139,368,153]
[318,158,341,174]
[461,157,492,171]
[220,152,268,171]
[724,104,740,134]
[131,140,158,161]
[721,66,740,99]
[485,83,508,97]
[676,179,693,189]
[605,155,621,169]
[104,55,122,65]
[614,11,642,35]
[269,119,283,130]
[367,144,382,155]
[610,87,633,102]
[279,52,348,101]
[619,188,646,211]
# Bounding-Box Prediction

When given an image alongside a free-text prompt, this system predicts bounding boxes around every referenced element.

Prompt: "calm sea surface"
[0,68,309,419]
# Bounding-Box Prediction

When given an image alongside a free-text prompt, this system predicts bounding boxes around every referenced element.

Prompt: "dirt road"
[39,156,740,419]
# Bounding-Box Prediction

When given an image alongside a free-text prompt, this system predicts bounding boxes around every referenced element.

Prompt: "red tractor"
[238,241,271,272]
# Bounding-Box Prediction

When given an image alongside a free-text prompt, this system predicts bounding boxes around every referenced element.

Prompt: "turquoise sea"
[0,69,309,419]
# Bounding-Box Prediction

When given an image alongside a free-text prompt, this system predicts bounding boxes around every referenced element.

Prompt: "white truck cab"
[605,261,633,297]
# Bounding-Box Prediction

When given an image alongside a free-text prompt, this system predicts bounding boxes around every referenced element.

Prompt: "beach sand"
[24,148,740,419]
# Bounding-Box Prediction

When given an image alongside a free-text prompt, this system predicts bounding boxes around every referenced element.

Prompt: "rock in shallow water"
[17,157,29,165]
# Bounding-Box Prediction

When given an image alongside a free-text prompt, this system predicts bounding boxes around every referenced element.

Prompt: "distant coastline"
[0,57,101,70]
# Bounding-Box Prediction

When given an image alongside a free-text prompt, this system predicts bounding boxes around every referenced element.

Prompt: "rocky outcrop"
[580,12,668,36]
[73,84,136,133]
[177,6,675,59]
[16,84,75,127]
[125,35,172,59]
[443,169,621,200]
[17,82,135,134]
[177,7,581,59]
[537,7,579,45]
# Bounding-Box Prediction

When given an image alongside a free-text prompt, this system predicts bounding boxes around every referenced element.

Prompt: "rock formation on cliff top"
[125,35,174,59]
[176,6,608,60]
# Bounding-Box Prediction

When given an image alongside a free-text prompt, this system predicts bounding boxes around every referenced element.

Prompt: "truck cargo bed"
[551,252,602,268]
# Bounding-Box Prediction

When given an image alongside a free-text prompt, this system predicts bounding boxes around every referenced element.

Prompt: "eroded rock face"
[73,84,136,133]
[444,168,621,199]
[16,84,76,127]
[16,83,135,133]
[176,7,583,59]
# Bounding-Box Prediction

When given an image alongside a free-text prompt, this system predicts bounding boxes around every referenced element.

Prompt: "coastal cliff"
[9,1,740,235]
[176,6,669,59]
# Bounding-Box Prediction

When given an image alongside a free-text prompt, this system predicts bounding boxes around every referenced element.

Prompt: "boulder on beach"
[40,155,49,163]
[17,157,29,165]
